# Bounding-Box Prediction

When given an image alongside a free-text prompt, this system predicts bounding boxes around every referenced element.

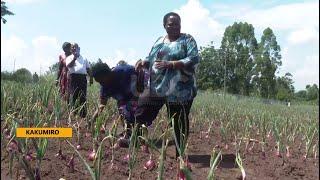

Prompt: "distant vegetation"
[1,20,318,105]
[195,22,318,105]
[1,0,14,24]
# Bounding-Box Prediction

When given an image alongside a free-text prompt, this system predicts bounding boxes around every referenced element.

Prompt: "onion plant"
[207,147,222,180]
[235,152,246,180]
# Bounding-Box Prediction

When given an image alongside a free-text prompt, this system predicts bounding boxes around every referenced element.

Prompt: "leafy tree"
[89,58,103,68]
[306,84,319,101]
[275,72,294,101]
[253,27,282,99]
[48,62,59,75]
[295,90,307,100]
[1,1,14,24]
[1,71,14,81]
[13,68,33,83]
[220,22,258,95]
[197,43,223,90]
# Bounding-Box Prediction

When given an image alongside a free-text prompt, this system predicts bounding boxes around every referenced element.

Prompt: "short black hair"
[163,12,181,26]
[117,60,127,66]
[62,42,71,52]
[91,61,111,79]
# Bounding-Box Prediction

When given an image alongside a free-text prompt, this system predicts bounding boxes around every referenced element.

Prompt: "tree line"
[1,69,39,83]
[196,22,318,104]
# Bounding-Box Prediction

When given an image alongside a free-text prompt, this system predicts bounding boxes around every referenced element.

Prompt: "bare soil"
[1,119,319,180]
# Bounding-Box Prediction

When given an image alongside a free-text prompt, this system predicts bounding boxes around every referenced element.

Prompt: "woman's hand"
[135,60,149,71]
[55,79,59,87]
[154,60,173,69]
[73,52,79,59]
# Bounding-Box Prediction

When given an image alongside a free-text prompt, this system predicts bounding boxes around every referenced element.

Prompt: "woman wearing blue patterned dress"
[135,12,200,157]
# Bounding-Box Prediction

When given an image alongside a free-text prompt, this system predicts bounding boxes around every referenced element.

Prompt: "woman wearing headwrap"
[56,42,72,102]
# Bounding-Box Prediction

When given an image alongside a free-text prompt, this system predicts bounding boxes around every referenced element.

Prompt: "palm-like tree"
[1,1,14,24]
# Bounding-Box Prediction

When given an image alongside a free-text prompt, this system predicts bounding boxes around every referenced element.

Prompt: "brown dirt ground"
[1,119,319,180]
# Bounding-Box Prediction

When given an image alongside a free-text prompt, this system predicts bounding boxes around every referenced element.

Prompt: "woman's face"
[164,15,181,37]
[71,44,79,54]
[63,46,72,54]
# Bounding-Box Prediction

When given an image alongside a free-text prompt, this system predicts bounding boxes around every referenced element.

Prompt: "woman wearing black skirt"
[66,43,93,118]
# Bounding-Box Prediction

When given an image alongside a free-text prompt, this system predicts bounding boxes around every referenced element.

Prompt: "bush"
[13,68,33,83]
[1,71,14,81]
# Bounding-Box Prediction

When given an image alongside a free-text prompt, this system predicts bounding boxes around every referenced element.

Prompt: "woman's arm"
[135,36,164,71]
[56,56,64,85]
[155,35,199,70]
[135,59,150,71]
[92,98,107,121]
[66,55,77,67]
[175,35,200,70]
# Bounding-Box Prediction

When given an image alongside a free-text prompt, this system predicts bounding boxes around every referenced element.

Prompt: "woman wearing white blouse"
[66,43,93,118]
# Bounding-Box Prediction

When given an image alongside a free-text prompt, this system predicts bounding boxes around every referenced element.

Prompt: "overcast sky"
[1,0,319,91]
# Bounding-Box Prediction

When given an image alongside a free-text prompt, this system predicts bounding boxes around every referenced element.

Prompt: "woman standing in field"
[135,12,200,158]
[56,42,72,102]
[66,43,93,118]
